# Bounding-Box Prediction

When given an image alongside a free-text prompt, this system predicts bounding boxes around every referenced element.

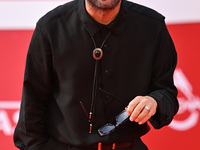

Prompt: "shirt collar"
[77,0,103,36]
[77,0,128,36]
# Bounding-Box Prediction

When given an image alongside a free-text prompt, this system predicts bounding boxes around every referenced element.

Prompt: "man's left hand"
[126,96,157,125]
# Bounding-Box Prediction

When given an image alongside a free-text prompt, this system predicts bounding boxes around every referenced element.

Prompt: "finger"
[126,96,141,116]
[138,110,153,125]
[129,101,146,122]
[137,105,157,125]
[138,115,151,125]
[135,107,152,124]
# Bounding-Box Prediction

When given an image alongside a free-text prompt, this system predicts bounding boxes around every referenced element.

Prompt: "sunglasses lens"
[98,110,130,136]
[98,123,115,136]
[116,110,129,125]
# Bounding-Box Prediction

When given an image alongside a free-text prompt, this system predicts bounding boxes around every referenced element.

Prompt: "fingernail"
[126,111,131,116]
[138,122,142,125]
[130,117,134,122]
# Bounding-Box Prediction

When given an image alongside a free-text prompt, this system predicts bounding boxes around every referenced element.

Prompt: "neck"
[85,0,122,25]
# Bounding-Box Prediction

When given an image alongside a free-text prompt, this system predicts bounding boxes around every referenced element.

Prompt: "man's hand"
[126,96,157,125]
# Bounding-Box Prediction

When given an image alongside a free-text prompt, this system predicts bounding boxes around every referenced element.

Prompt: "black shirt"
[14,0,179,149]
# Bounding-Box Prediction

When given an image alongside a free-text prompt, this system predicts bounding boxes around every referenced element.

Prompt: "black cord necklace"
[89,31,111,133]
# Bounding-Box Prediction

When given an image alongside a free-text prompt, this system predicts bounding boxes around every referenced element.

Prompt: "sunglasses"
[98,109,129,136]
[80,88,129,136]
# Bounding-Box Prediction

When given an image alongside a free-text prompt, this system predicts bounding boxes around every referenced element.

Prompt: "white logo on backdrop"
[169,68,200,131]
[0,101,20,136]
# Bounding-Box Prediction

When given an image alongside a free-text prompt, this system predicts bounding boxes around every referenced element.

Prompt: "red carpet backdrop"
[0,0,200,149]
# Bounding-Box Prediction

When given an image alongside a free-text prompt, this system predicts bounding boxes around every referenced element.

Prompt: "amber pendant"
[93,48,103,60]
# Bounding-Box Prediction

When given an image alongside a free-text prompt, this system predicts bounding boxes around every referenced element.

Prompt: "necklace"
[92,31,111,60]
[89,31,111,133]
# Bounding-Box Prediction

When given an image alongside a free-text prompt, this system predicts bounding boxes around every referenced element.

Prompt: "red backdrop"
[0,23,200,150]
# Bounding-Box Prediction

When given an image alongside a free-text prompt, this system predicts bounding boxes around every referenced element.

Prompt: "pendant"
[93,48,103,60]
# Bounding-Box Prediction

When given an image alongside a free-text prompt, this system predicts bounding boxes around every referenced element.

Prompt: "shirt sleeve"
[14,23,52,150]
[148,22,179,129]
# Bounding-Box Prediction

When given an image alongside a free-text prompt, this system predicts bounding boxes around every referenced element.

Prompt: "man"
[14,0,179,149]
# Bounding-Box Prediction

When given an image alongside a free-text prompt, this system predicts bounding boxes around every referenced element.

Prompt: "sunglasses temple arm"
[98,88,127,107]
[80,101,89,118]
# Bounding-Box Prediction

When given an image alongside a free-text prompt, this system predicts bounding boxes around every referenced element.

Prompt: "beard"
[87,0,121,10]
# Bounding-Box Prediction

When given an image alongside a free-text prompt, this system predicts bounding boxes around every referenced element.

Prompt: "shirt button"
[104,44,107,48]
[105,95,110,103]
[105,69,109,74]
